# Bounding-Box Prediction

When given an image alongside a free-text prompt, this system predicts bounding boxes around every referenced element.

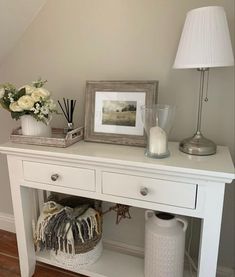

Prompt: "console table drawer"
[102,172,197,209]
[23,161,95,191]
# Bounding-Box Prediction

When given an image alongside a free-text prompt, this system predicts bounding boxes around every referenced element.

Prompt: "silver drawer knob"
[51,174,59,181]
[140,187,148,196]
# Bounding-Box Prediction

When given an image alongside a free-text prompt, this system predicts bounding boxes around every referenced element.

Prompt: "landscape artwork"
[93,90,146,136]
[102,100,137,127]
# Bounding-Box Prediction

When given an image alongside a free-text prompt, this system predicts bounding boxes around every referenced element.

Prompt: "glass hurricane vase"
[141,104,175,158]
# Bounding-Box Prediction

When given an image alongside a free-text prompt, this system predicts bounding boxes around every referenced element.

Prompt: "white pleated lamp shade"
[173,6,234,69]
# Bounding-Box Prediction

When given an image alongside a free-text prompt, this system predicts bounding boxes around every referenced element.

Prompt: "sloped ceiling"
[0,0,46,64]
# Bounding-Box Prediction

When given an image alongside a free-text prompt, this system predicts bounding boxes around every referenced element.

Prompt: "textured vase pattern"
[145,212,187,277]
[21,115,51,137]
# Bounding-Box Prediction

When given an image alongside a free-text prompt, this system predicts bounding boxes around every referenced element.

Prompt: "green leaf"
[33,78,47,88]
[0,99,10,110]
[11,111,28,120]
[15,88,26,100]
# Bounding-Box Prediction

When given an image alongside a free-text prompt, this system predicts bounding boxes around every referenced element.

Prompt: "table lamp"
[173,6,234,155]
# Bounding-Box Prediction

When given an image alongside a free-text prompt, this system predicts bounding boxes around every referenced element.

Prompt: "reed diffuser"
[58,98,76,132]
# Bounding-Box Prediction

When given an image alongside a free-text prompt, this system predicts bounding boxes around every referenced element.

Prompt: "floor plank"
[34,263,85,277]
[0,229,86,276]
[0,230,18,257]
[0,254,20,277]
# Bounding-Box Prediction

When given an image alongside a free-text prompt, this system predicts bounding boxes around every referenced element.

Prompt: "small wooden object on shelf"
[10,126,83,148]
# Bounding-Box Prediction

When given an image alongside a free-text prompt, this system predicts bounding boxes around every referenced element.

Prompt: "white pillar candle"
[149,126,167,155]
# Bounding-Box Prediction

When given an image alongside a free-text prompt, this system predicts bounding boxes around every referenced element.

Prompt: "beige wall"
[0,0,46,63]
[0,0,234,269]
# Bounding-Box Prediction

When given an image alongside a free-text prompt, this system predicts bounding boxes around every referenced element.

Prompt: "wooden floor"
[0,229,85,277]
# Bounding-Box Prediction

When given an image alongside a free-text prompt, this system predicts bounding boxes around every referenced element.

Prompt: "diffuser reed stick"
[58,98,77,132]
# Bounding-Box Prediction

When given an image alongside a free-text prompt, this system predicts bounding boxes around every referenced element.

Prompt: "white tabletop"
[0,141,234,181]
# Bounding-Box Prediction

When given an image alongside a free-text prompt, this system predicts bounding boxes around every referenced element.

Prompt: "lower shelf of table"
[36,248,193,277]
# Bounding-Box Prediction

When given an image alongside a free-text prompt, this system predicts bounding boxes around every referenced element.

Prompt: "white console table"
[0,141,234,277]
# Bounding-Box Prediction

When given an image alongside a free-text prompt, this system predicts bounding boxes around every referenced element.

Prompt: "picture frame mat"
[94,91,145,136]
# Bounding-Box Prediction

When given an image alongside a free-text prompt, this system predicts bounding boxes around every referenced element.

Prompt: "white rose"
[18,95,35,110]
[9,101,23,112]
[31,88,50,102]
[31,90,46,102]
[19,85,35,95]
[36,88,50,98]
[0,88,5,98]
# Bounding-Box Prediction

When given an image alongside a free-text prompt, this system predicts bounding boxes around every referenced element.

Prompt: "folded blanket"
[34,201,102,254]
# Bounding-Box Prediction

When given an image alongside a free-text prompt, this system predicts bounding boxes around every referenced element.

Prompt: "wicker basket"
[35,196,103,270]
[50,239,103,270]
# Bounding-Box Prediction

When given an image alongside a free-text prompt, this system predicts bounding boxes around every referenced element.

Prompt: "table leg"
[197,183,225,277]
[7,158,36,277]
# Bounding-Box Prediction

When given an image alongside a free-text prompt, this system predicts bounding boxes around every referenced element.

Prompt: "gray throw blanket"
[33,201,102,254]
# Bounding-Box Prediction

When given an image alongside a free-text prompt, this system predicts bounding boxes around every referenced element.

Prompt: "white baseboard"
[0,212,15,233]
[103,238,144,257]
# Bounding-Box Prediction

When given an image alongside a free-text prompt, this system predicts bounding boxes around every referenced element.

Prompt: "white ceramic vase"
[21,115,52,137]
[145,211,188,277]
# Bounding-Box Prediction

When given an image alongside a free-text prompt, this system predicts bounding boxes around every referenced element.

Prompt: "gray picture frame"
[84,80,158,146]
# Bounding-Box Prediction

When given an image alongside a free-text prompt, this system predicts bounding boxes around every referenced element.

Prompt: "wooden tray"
[10,127,83,148]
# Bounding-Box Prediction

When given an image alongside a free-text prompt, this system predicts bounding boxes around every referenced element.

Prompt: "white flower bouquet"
[0,79,57,124]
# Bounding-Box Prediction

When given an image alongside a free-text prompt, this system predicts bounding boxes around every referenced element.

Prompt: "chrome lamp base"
[179,132,217,156]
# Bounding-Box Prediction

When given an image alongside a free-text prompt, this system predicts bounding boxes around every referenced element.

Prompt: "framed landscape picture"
[84,80,158,146]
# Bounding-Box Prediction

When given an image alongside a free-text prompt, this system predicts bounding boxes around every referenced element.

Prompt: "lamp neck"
[196,68,209,134]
